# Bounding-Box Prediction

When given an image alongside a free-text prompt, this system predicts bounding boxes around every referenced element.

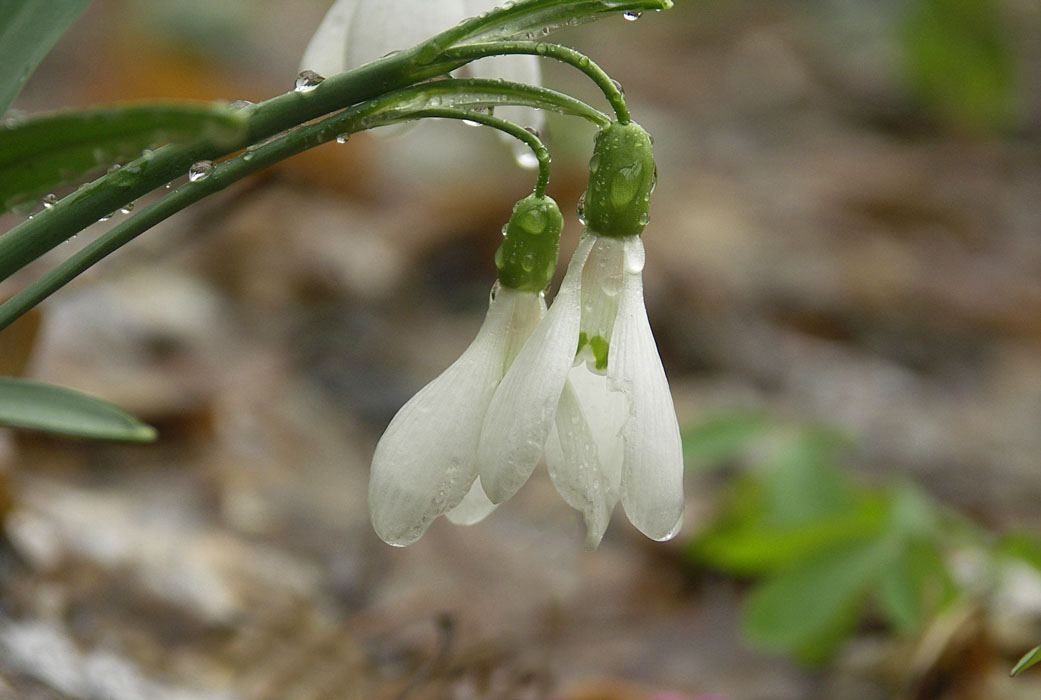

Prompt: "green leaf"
[0,377,156,442]
[742,537,894,663]
[901,0,1017,132]
[877,542,951,633]
[0,0,94,116]
[1012,645,1041,677]
[690,489,888,575]
[999,533,1041,573]
[0,101,249,214]
[681,412,769,471]
[762,430,853,527]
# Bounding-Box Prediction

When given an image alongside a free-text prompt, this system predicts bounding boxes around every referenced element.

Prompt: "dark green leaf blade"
[0,101,249,213]
[0,0,94,115]
[0,377,156,442]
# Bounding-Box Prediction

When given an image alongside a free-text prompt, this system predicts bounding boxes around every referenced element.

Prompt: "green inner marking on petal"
[589,334,609,370]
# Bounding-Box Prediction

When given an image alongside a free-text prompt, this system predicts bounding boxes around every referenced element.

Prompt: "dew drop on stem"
[294,70,325,93]
[623,10,642,21]
[41,194,57,209]
[188,160,214,182]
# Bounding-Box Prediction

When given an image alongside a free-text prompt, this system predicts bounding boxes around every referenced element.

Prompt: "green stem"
[370,107,551,196]
[0,51,447,283]
[440,42,629,123]
[0,85,577,331]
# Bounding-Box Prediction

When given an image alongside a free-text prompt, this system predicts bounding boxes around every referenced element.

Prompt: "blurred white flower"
[368,284,544,546]
[300,0,543,135]
[478,232,684,548]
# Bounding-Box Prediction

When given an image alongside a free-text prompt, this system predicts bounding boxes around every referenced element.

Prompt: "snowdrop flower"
[478,122,684,548]
[368,194,563,546]
[300,0,543,135]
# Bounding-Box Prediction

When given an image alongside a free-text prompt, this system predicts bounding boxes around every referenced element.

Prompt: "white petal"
[368,286,532,546]
[608,236,684,541]
[346,0,469,69]
[444,477,498,525]
[545,370,625,549]
[478,234,596,503]
[299,0,361,76]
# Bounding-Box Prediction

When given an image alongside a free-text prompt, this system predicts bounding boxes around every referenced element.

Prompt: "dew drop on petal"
[294,70,325,93]
[623,10,643,20]
[335,133,350,144]
[188,160,214,182]
[120,202,134,214]
[41,194,57,209]
[577,192,587,225]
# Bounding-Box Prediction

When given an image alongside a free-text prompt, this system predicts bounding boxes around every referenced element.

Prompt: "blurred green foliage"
[683,413,1041,666]
[900,0,1018,133]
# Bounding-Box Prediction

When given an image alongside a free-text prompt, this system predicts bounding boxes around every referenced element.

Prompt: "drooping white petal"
[445,477,498,525]
[545,369,625,549]
[478,234,596,503]
[299,0,361,76]
[368,286,534,546]
[345,0,469,69]
[608,236,684,541]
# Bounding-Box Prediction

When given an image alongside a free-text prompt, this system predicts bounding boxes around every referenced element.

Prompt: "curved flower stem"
[362,78,610,127]
[439,42,629,123]
[369,107,551,196]
[0,83,580,331]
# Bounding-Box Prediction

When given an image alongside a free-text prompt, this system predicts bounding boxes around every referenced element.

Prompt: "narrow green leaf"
[742,537,894,661]
[0,0,94,115]
[681,412,769,470]
[1012,645,1041,677]
[0,377,156,442]
[0,101,249,214]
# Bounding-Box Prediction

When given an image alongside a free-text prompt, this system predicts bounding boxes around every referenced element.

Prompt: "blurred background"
[1,0,1041,697]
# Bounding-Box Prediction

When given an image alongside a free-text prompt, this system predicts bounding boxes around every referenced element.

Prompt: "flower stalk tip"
[582,120,656,238]
[496,193,564,293]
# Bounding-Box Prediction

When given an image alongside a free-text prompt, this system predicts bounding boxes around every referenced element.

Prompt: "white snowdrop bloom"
[368,283,544,546]
[300,0,543,135]
[477,121,682,548]
[368,193,564,546]
[478,232,684,547]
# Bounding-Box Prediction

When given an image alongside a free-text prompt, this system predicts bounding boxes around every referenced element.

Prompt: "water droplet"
[519,206,547,234]
[577,192,587,225]
[589,153,601,173]
[106,164,121,174]
[623,10,643,20]
[610,78,626,97]
[521,253,537,272]
[120,202,135,214]
[638,212,650,226]
[294,70,325,93]
[229,99,254,110]
[188,160,214,182]
[501,224,509,237]
[41,194,57,209]
[463,106,490,127]
[99,212,114,221]
[335,133,351,144]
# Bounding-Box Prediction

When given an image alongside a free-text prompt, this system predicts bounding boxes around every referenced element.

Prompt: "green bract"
[582,120,656,238]
[495,193,563,292]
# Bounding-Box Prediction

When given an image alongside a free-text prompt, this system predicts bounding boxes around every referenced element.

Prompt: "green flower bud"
[495,193,564,292]
[582,121,657,238]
